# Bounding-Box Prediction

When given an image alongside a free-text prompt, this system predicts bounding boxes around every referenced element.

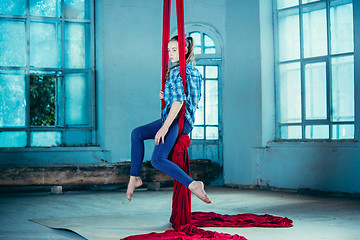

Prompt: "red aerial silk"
[122,0,293,239]
[169,134,192,227]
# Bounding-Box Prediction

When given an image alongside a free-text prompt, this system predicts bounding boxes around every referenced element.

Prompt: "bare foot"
[188,181,211,204]
[126,176,143,202]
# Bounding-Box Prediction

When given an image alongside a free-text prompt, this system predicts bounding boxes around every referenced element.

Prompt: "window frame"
[0,0,96,148]
[180,24,223,143]
[273,0,355,142]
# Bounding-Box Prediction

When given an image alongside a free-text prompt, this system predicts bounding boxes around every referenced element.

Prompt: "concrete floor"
[0,187,360,240]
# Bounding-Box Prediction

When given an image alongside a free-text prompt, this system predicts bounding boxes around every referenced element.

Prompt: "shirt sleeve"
[169,71,186,102]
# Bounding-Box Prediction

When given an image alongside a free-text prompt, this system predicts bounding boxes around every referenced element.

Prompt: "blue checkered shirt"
[161,61,202,128]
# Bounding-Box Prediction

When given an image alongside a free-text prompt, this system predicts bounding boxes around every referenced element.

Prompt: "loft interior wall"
[223,0,262,186]
[222,0,360,194]
[0,0,359,195]
[96,0,163,163]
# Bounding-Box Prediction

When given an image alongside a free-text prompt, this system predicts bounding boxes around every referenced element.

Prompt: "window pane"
[205,80,218,125]
[206,126,218,140]
[205,66,218,79]
[30,21,61,68]
[195,66,204,77]
[330,1,353,54]
[204,34,214,47]
[64,0,90,19]
[305,125,329,139]
[0,0,26,15]
[0,20,26,67]
[331,56,354,121]
[204,34,216,54]
[280,125,302,139]
[303,4,327,58]
[190,32,201,55]
[205,47,216,54]
[278,9,300,61]
[332,124,354,140]
[30,0,61,17]
[65,130,92,145]
[0,131,27,147]
[305,62,326,120]
[277,0,299,9]
[31,131,61,147]
[279,62,301,123]
[30,74,56,126]
[194,82,204,125]
[65,23,90,69]
[191,126,204,140]
[302,0,320,4]
[65,73,89,125]
[0,72,26,127]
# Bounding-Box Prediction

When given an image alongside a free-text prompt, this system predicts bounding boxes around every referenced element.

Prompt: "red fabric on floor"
[191,212,293,228]
[122,224,246,240]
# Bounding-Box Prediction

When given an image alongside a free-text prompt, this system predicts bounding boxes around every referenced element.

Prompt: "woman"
[126,36,211,204]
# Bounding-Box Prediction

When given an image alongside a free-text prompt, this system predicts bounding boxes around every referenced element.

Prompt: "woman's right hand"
[159,90,164,100]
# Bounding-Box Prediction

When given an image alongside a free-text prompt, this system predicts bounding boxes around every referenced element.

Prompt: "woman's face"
[168,40,179,63]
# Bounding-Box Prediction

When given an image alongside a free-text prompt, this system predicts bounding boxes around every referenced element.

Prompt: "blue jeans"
[130,118,194,187]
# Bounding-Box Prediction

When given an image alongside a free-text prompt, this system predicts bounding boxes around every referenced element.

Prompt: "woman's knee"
[151,154,167,169]
[131,127,142,141]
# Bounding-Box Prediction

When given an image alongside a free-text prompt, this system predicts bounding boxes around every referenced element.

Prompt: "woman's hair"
[166,35,195,79]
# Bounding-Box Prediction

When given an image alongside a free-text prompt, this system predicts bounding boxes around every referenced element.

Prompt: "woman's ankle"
[188,180,197,189]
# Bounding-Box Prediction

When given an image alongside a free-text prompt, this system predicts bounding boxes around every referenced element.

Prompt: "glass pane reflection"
[330,2,353,54]
[0,72,26,127]
[30,0,61,17]
[206,126,218,140]
[205,80,218,125]
[303,4,327,58]
[65,73,89,125]
[279,62,301,123]
[30,21,62,68]
[305,62,326,120]
[192,127,204,140]
[31,131,61,147]
[305,125,329,139]
[332,124,354,140]
[280,125,302,139]
[331,56,354,121]
[0,131,27,147]
[278,9,300,61]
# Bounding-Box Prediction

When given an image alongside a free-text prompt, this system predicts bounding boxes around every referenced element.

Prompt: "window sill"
[266,140,359,148]
[0,146,104,152]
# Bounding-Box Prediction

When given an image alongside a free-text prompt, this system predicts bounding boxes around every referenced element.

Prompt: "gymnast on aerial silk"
[123,0,293,239]
[125,3,211,206]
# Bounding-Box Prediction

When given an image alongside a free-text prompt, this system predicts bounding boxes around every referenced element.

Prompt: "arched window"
[184,24,223,167]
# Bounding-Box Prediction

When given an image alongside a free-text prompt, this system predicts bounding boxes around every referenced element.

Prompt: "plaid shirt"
[161,61,202,128]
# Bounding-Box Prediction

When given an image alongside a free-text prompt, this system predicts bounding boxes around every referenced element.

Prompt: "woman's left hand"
[155,126,169,145]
